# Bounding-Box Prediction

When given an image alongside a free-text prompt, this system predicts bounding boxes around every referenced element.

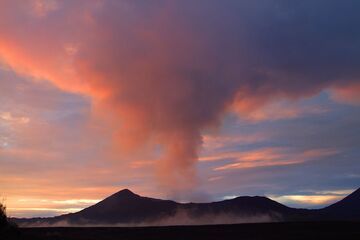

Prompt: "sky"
[0,0,359,218]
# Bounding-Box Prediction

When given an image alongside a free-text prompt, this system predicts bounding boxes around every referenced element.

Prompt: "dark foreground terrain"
[18,222,360,240]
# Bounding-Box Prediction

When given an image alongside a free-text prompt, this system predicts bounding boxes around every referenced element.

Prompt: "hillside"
[13,188,360,226]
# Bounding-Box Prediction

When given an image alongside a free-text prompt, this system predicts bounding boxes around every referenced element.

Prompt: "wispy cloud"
[209,147,339,171]
[233,101,329,123]
[0,112,30,124]
[202,133,267,151]
[30,0,59,18]
[329,83,360,105]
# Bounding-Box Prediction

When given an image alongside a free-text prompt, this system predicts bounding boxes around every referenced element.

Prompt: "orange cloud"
[233,101,328,122]
[0,1,359,195]
[201,147,339,170]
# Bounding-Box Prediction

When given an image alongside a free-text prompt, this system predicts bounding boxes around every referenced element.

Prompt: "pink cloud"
[205,147,339,171]
[0,1,358,195]
[330,83,360,105]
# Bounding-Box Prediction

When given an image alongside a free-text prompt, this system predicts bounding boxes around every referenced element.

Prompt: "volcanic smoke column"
[0,0,360,193]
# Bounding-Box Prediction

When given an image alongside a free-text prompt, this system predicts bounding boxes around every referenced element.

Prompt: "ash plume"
[0,0,359,193]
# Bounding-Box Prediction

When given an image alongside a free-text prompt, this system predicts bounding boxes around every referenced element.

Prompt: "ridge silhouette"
[13,188,360,226]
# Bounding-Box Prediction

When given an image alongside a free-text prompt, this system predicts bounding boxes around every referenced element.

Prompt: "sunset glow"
[0,0,359,218]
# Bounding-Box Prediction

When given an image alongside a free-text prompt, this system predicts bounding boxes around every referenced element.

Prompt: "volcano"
[14,188,360,226]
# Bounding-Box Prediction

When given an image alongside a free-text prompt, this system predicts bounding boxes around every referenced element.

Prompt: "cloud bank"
[0,0,359,193]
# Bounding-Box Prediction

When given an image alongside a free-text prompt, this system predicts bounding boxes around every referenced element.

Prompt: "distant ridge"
[13,188,360,226]
[319,188,360,220]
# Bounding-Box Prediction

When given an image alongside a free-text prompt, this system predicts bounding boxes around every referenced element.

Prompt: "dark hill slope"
[60,189,309,225]
[318,188,360,220]
[13,188,360,226]
[60,189,178,224]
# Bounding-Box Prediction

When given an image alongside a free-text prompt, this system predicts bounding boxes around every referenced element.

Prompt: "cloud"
[329,83,360,105]
[0,0,359,194]
[199,147,339,170]
[268,188,355,208]
[202,133,268,150]
[30,0,59,17]
[7,198,100,218]
[233,101,329,122]
[269,195,342,207]
[0,112,30,124]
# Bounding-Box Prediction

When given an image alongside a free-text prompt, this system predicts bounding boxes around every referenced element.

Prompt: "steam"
[18,210,279,228]
[0,0,360,193]
[141,210,278,227]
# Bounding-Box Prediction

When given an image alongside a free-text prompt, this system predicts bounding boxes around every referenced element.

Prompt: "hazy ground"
[18,221,360,240]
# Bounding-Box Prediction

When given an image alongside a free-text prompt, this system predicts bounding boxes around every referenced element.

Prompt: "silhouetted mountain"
[57,190,298,225]
[61,189,178,224]
[319,188,360,220]
[13,188,360,226]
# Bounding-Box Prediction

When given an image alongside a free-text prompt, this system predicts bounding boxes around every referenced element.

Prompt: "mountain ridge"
[13,188,360,226]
